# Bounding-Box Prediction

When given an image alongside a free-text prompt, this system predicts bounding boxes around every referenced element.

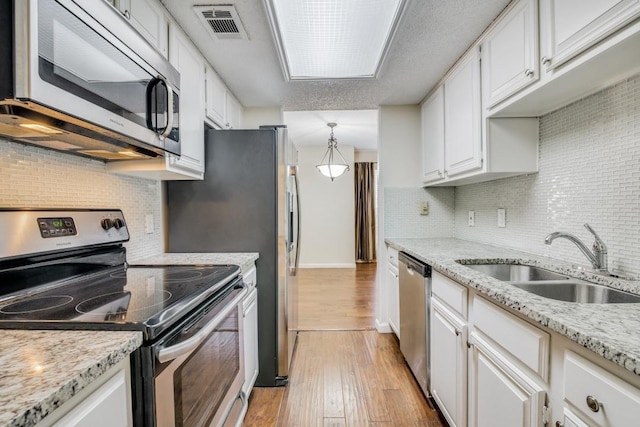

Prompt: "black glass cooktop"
[0,264,240,341]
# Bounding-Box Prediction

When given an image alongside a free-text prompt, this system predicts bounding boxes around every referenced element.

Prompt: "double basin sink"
[459,263,640,304]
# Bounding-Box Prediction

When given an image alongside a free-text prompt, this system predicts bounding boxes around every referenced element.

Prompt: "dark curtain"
[355,162,376,263]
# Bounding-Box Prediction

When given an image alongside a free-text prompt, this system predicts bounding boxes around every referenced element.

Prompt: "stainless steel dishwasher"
[399,251,432,398]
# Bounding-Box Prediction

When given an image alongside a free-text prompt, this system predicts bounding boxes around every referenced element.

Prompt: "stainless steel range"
[0,209,247,427]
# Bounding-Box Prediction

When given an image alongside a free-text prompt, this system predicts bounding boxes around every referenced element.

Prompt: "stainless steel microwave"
[0,0,180,161]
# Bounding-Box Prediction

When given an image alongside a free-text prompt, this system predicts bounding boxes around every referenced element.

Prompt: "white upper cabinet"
[421,86,445,184]
[205,65,243,129]
[114,0,168,57]
[444,47,482,178]
[205,64,227,127]
[482,0,539,108]
[226,92,243,129]
[167,25,205,177]
[540,0,640,71]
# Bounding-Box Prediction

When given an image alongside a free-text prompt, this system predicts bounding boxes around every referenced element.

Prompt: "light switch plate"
[420,201,429,216]
[145,214,154,234]
[468,211,475,226]
[497,208,506,228]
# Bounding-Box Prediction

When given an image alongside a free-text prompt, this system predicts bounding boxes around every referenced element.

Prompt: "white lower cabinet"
[468,332,546,427]
[388,263,400,337]
[242,267,259,398]
[430,298,467,427]
[38,359,132,427]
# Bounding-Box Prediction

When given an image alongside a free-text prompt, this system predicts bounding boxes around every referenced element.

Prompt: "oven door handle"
[157,284,248,363]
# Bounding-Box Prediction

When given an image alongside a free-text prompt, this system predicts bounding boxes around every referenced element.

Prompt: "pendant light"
[316,122,350,181]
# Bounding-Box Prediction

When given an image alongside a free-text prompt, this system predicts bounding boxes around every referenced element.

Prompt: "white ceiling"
[284,110,378,151]
[160,0,511,145]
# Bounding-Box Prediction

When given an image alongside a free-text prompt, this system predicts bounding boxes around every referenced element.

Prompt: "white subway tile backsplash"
[455,74,640,278]
[384,187,455,238]
[0,140,163,261]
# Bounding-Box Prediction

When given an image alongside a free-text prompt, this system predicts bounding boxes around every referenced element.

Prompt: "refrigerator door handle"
[290,165,301,276]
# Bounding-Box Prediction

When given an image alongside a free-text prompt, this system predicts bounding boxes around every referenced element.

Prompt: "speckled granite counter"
[131,252,259,274]
[386,238,640,376]
[0,330,141,427]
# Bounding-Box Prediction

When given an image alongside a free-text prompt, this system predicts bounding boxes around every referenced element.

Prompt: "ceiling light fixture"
[316,122,349,181]
[264,0,407,80]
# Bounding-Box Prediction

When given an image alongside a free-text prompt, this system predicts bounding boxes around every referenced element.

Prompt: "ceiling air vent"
[194,5,248,40]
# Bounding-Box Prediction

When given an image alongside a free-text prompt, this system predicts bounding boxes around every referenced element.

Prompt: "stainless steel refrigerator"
[166,126,300,386]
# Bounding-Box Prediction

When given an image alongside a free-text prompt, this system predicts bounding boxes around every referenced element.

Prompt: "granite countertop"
[386,238,640,376]
[0,330,142,427]
[131,252,259,274]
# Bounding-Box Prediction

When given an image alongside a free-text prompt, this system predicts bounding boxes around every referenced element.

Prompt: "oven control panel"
[0,209,130,259]
[37,217,77,238]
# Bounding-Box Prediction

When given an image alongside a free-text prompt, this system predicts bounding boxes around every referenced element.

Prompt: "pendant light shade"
[316,122,350,181]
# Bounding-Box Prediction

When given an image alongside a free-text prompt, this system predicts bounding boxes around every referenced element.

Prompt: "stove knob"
[113,218,125,230]
[101,218,114,230]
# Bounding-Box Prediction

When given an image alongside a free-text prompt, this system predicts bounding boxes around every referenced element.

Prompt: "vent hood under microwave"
[0,0,181,161]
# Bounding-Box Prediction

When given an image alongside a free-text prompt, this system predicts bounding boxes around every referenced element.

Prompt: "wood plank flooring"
[243,265,445,427]
[297,263,377,330]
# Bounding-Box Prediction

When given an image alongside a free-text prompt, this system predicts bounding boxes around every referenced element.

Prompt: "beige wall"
[355,150,378,163]
[297,145,356,268]
[242,107,284,129]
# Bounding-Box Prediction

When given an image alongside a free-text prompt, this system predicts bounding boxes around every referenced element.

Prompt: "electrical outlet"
[497,208,506,228]
[420,201,429,216]
[468,211,475,226]
[145,214,154,234]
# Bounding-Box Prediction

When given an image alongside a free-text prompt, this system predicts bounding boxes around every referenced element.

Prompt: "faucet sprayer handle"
[584,223,607,252]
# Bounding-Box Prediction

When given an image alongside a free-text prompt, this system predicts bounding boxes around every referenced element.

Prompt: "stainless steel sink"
[462,263,570,281]
[511,281,640,304]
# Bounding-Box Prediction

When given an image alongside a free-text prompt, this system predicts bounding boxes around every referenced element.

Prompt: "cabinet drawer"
[432,271,468,319]
[387,246,399,268]
[472,296,549,379]
[243,266,257,290]
[564,351,640,426]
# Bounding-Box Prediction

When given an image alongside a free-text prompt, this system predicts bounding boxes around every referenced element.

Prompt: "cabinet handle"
[541,56,551,66]
[524,69,534,77]
[586,395,601,412]
[555,422,564,427]
[437,170,443,177]
[466,342,472,349]
[123,9,131,19]
[455,329,461,336]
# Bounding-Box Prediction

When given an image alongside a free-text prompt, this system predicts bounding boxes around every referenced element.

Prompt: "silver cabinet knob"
[524,69,534,77]
[541,56,551,66]
[455,329,461,336]
[586,395,601,412]
[123,9,131,19]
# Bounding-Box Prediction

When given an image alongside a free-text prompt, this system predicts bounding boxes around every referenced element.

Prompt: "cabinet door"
[388,264,400,337]
[421,86,445,184]
[118,0,168,57]
[205,64,227,127]
[168,26,205,176]
[53,369,129,427]
[482,0,539,107]
[468,333,546,427]
[541,0,640,70]
[430,299,467,427]
[242,287,259,397]
[226,93,243,129]
[444,48,482,178]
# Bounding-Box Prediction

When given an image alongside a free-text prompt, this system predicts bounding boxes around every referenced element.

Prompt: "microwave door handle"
[155,74,174,139]
[156,285,247,363]
[145,77,160,132]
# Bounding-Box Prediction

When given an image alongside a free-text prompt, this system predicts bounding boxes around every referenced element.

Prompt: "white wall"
[242,107,283,129]
[0,140,164,261]
[454,74,640,279]
[297,145,356,268]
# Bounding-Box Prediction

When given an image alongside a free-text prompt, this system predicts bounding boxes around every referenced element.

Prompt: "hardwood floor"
[297,263,377,331]
[243,264,444,427]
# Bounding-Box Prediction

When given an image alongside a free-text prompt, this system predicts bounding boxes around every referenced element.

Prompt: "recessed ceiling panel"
[268,0,405,80]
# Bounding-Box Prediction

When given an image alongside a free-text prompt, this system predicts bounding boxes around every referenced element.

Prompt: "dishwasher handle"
[399,252,431,277]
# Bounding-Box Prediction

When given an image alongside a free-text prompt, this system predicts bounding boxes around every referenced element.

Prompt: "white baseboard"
[298,263,357,269]
[375,319,392,333]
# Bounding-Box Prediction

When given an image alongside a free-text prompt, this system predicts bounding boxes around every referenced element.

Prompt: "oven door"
[14,0,180,154]
[154,282,247,427]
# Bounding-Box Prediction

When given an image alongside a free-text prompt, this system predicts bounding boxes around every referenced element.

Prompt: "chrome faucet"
[544,223,608,273]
